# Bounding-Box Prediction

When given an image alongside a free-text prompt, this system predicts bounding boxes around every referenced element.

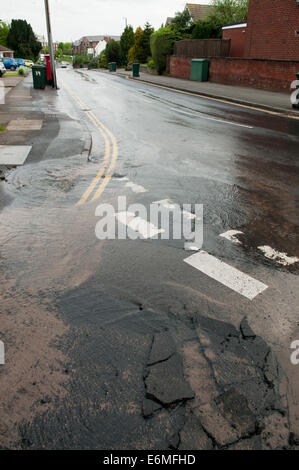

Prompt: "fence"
[173,39,231,58]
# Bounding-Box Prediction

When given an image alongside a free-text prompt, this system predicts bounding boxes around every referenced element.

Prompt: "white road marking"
[184,250,268,300]
[0,341,5,365]
[220,230,244,245]
[258,246,299,266]
[170,107,254,129]
[153,199,199,250]
[125,181,148,193]
[0,145,32,165]
[116,211,164,239]
[153,199,196,219]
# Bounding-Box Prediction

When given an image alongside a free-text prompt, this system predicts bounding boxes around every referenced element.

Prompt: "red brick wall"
[245,0,299,60]
[222,26,247,57]
[170,56,192,79]
[169,55,299,92]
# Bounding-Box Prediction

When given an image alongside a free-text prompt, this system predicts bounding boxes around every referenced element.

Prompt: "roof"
[83,35,106,42]
[74,35,120,46]
[0,44,13,52]
[222,22,247,30]
[186,3,214,21]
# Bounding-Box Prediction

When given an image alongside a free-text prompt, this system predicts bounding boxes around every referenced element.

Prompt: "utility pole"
[123,17,128,28]
[44,0,57,89]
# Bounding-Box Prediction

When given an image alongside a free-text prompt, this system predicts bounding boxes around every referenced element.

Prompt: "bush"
[89,58,100,69]
[18,67,25,76]
[150,26,181,74]
[147,59,155,69]
[73,54,89,66]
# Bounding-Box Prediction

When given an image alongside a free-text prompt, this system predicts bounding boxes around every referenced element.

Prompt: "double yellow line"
[60,78,118,206]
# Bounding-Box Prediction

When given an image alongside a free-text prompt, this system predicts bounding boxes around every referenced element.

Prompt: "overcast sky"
[1,0,212,42]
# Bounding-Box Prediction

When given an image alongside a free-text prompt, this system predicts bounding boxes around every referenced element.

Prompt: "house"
[165,17,174,26]
[95,39,108,57]
[37,35,48,48]
[185,3,214,22]
[222,22,247,57]
[37,35,58,51]
[244,0,299,60]
[0,45,14,58]
[73,35,120,55]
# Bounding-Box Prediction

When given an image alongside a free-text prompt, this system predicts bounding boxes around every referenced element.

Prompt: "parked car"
[15,58,26,67]
[0,57,18,71]
[24,59,34,68]
[0,61,6,77]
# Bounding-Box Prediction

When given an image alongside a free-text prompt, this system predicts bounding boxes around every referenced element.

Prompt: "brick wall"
[169,56,192,79]
[169,55,299,92]
[222,25,247,57]
[245,0,299,60]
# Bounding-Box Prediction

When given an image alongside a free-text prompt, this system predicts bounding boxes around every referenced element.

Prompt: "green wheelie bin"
[32,65,47,89]
[132,63,140,78]
[190,59,209,82]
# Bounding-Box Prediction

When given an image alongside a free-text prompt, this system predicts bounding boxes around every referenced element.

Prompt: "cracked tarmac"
[0,69,298,450]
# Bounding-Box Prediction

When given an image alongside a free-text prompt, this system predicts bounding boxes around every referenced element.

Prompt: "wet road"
[0,68,298,449]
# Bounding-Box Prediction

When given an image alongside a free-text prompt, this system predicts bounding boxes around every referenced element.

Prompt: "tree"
[208,0,249,26]
[62,42,72,55]
[105,39,120,64]
[171,9,193,33]
[7,19,41,60]
[192,19,222,39]
[120,25,134,65]
[128,27,144,63]
[139,22,154,63]
[0,20,10,47]
[99,51,108,68]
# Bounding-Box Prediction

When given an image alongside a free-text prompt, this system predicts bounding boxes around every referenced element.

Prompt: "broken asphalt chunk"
[142,398,162,418]
[240,317,256,339]
[147,332,176,366]
[145,353,194,406]
[179,412,213,450]
[215,388,257,438]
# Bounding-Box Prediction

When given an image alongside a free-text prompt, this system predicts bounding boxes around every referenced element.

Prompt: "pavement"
[1,75,24,99]
[109,68,299,118]
[0,74,91,209]
[0,67,298,450]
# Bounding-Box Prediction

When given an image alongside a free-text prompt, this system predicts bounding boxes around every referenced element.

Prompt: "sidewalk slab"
[1,76,24,88]
[7,119,43,131]
[0,145,32,165]
[109,69,299,117]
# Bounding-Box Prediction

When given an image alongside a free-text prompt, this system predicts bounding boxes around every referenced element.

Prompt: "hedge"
[150,27,182,75]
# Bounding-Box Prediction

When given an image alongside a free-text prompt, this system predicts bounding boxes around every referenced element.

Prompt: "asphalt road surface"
[0,68,298,450]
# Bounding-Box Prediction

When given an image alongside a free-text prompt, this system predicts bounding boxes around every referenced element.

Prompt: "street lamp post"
[44,0,57,89]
